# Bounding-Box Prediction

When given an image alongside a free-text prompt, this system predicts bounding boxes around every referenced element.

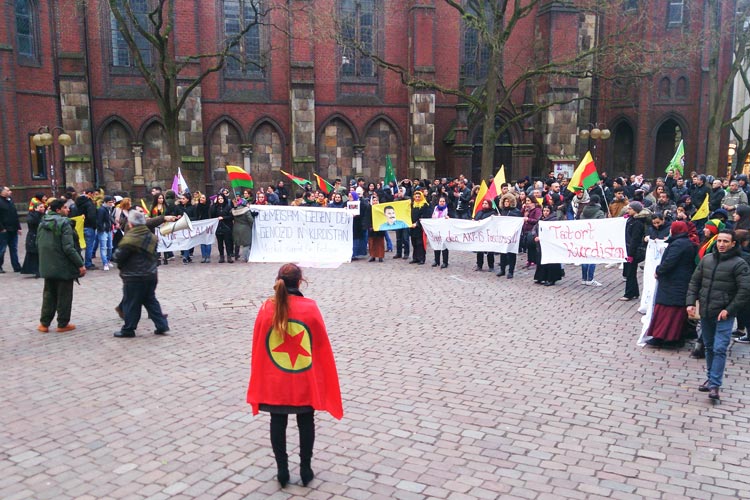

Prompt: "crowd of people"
[2,167,750,401]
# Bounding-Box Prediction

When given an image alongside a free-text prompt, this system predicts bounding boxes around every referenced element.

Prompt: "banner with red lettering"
[421,216,524,253]
[538,218,627,264]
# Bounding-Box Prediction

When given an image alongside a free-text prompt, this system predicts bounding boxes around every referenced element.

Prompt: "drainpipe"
[81,1,99,187]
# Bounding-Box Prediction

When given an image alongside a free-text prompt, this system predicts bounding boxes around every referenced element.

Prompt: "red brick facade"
[0,1,733,201]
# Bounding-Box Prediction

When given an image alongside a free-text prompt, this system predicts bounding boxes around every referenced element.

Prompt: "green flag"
[384,155,396,186]
[666,139,685,175]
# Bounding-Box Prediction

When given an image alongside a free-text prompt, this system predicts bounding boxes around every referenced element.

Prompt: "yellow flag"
[141,199,150,215]
[70,215,86,249]
[472,180,489,218]
[496,165,506,186]
[692,194,710,221]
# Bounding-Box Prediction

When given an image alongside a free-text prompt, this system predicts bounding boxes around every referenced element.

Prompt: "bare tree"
[106,0,282,172]
[336,0,688,181]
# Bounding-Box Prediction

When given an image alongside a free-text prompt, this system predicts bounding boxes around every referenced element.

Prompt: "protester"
[733,229,750,342]
[686,230,750,400]
[579,194,605,286]
[621,201,649,301]
[76,189,98,270]
[644,221,697,347]
[246,263,343,487]
[195,193,212,263]
[232,198,255,262]
[36,199,86,333]
[497,193,522,278]
[409,190,431,264]
[96,196,116,271]
[430,195,450,268]
[365,194,385,262]
[473,199,496,271]
[210,193,234,263]
[521,197,541,267]
[174,192,196,264]
[533,205,563,286]
[111,210,169,338]
[20,201,46,277]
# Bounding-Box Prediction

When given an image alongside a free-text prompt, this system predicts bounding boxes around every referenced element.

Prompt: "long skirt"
[645,304,687,342]
[368,235,385,258]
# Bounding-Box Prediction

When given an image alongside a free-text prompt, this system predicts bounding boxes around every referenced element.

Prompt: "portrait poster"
[371,200,412,231]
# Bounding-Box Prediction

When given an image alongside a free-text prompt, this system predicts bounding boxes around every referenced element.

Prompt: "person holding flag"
[246,264,343,488]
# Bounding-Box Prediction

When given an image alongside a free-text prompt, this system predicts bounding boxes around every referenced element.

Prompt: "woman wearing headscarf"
[533,205,564,286]
[697,219,726,261]
[409,189,431,264]
[246,263,342,488]
[20,201,46,277]
[644,221,698,347]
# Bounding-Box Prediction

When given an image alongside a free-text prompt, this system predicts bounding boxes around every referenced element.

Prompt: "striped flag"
[313,173,334,195]
[567,152,599,193]
[280,170,311,187]
[226,165,254,191]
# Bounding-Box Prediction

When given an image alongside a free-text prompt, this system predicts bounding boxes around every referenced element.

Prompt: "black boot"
[219,255,225,263]
[270,413,289,487]
[300,460,314,487]
[298,412,315,486]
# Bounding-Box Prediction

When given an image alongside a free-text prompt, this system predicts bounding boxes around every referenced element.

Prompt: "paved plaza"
[2,246,750,500]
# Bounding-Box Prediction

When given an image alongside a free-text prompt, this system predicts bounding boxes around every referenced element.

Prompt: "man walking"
[0,186,22,273]
[36,199,86,332]
[111,210,169,338]
[686,230,750,400]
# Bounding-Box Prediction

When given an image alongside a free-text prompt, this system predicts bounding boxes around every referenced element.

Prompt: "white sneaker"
[103,264,110,271]
[582,280,590,286]
[589,280,602,287]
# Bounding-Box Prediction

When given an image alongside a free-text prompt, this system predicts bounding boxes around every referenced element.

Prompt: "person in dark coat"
[533,206,563,286]
[686,230,750,400]
[232,199,255,262]
[644,221,697,346]
[408,190,431,264]
[0,185,22,273]
[174,192,196,263]
[210,193,234,263]
[36,199,86,332]
[111,210,169,338]
[473,199,497,271]
[194,193,213,263]
[75,190,98,269]
[621,201,650,301]
[497,193,522,278]
[21,201,47,277]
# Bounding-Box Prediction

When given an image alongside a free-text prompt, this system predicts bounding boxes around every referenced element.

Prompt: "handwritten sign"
[421,216,524,253]
[156,218,219,252]
[538,218,627,264]
[638,239,669,345]
[249,206,353,264]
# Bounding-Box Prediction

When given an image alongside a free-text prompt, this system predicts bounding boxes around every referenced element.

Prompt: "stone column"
[241,144,253,172]
[353,145,365,175]
[132,143,144,185]
[409,92,436,180]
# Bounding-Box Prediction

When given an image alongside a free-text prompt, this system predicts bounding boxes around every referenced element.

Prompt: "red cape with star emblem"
[246,296,343,419]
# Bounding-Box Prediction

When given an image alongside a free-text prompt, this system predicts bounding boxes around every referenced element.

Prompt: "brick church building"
[0,1,736,200]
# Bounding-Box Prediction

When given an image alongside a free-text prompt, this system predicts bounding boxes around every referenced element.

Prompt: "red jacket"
[246,295,343,419]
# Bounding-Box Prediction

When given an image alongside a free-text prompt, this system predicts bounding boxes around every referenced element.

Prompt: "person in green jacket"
[36,199,86,333]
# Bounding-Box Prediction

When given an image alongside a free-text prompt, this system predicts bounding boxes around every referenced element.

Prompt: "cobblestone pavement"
[2,244,749,500]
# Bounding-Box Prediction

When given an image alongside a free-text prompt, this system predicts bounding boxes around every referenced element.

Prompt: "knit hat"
[704,219,725,235]
[711,208,729,221]
[628,201,643,213]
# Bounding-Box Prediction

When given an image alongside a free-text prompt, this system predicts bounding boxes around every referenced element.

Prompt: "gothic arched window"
[109,0,152,68]
[224,0,264,78]
[15,0,39,63]
[339,0,379,80]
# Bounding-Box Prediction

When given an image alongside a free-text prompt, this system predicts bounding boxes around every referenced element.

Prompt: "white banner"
[638,239,669,345]
[249,206,353,264]
[421,216,524,253]
[156,218,219,252]
[538,218,627,264]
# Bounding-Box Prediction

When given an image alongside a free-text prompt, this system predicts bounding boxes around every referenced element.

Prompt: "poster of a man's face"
[372,200,412,230]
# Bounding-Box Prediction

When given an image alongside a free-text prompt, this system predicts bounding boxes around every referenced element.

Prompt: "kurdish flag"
[472,180,489,218]
[226,165,254,191]
[480,165,506,209]
[567,152,599,193]
[313,173,334,195]
[692,193,710,221]
[665,139,685,175]
[280,170,310,187]
[384,155,397,186]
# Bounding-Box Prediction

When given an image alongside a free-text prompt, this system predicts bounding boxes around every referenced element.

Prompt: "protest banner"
[156,218,219,252]
[421,216,524,253]
[538,217,627,264]
[371,200,412,231]
[249,205,353,264]
[637,239,668,346]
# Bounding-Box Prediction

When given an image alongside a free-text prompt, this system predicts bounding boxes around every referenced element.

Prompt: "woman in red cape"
[246,263,343,488]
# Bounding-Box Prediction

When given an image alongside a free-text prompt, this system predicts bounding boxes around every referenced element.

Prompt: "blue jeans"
[83,228,96,268]
[581,264,596,281]
[384,231,393,251]
[97,231,113,266]
[0,230,21,271]
[200,244,212,259]
[700,317,734,388]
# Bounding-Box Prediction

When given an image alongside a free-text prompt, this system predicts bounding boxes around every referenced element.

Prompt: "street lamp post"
[578,123,611,166]
[32,126,73,197]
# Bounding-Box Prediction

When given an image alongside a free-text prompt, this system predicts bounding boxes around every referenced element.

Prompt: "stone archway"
[655,119,682,177]
[100,121,134,195]
[318,118,355,180]
[363,118,400,181]
[251,123,283,187]
[209,120,243,192]
[141,121,173,191]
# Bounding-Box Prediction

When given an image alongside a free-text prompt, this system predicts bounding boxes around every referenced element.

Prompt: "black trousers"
[433,249,448,264]
[410,231,426,263]
[121,279,169,333]
[396,229,410,257]
[499,253,517,273]
[623,262,640,298]
[40,279,75,327]
[476,252,494,269]
[270,412,315,465]
[216,233,233,257]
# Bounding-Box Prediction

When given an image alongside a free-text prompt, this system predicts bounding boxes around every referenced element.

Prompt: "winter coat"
[210,201,234,235]
[522,205,542,232]
[112,224,159,282]
[25,210,43,254]
[75,196,97,229]
[474,207,496,221]
[647,222,671,240]
[96,205,114,233]
[686,244,750,319]
[579,203,605,220]
[410,201,431,237]
[723,189,748,210]
[626,210,650,260]
[0,195,20,232]
[194,201,211,220]
[37,213,84,280]
[654,232,696,306]
[232,205,255,247]
[689,183,710,209]
[709,187,725,212]
[735,205,750,230]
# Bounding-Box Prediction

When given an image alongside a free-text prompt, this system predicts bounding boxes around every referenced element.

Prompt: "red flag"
[246,296,343,419]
